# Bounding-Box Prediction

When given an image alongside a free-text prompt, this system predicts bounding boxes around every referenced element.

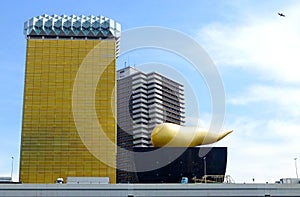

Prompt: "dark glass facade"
[117,147,227,183]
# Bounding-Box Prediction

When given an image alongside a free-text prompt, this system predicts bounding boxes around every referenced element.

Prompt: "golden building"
[20,14,121,183]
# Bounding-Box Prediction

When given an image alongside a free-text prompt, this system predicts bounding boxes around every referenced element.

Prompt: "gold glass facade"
[20,39,116,183]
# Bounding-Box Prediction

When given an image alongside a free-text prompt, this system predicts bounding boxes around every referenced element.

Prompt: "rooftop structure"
[23,14,121,55]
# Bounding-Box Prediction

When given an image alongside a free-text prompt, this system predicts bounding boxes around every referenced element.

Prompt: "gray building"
[117,66,185,147]
[116,66,185,182]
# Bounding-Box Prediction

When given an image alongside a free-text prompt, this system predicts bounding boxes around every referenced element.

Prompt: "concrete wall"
[1,183,300,197]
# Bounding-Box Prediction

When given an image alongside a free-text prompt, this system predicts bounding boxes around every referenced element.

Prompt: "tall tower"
[20,14,121,183]
[116,67,185,183]
[117,67,185,148]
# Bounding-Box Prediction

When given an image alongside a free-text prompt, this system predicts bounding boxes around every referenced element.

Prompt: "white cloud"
[228,84,300,116]
[198,2,300,83]
[216,84,300,183]
[216,116,300,183]
[196,1,300,183]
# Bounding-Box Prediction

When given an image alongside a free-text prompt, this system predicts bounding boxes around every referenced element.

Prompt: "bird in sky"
[278,13,285,17]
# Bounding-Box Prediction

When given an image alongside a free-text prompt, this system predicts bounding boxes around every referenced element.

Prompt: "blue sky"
[1,0,300,183]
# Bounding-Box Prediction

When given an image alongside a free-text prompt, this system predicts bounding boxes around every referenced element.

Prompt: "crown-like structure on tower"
[24,14,121,56]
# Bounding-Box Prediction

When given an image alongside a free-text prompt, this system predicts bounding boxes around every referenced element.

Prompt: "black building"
[117,147,227,183]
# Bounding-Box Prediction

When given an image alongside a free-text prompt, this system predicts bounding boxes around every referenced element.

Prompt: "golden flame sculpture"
[151,123,233,147]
